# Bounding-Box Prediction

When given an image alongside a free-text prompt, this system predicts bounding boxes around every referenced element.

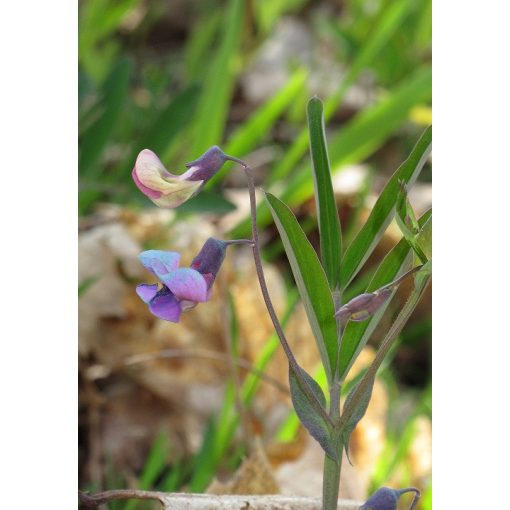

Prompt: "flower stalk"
[224,155,334,428]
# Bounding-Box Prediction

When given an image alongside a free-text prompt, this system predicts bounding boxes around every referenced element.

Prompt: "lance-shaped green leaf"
[340,265,432,457]
[307,97,342,289]
[341,373,376,464]
[340,126,432,288]
[265,192,338,384]
[289,365,337,460]
[338,209,432,381]
[395,181,428,263]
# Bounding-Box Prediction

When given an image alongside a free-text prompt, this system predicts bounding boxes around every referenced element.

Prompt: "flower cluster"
[132,145,236,321]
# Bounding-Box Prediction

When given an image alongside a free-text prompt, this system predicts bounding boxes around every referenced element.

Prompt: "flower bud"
[189,238,228,288]
[335,288,392,325]
[183,145,228,181]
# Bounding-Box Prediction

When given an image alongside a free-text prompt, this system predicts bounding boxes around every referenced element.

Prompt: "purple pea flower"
[132,146,228,208]
[135,238,228,322]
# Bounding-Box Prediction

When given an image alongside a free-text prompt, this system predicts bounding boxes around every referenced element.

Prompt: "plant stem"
[322,445,342,510]
[397,488,421,510]
[226,155,333,428]
[223,238,254,246]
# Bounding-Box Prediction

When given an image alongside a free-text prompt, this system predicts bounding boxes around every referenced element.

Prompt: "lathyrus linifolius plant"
[131,97,431,510]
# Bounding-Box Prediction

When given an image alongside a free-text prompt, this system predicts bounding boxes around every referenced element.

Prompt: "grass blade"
[79,57,132,177]
[228,68,432,239]
[265,192,338,384]
[124,431,169,510]
[307,97,342,289]
[268,0,415,184]
[190,0,245,156]
[127,84,201,172]
[206,68,307,187]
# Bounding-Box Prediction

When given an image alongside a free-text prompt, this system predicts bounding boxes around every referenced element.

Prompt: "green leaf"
[396,182,419,236]
[307,97,342,289]
[289,365,336,460]
[277,364,328,443]
[79,57,132,177]
[341,373,376,464]
[340,264,432,447]
[265,191,338,384]
[338,209,432,381]
[340,125,432,288]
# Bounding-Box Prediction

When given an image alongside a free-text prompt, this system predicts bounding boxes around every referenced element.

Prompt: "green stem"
[322,445,342,510]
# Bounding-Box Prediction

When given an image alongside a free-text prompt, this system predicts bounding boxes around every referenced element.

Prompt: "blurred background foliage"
[79,0,431,508]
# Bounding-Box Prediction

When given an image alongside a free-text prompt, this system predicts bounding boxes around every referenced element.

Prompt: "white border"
[0,1,77,507]
[434,0,510,507]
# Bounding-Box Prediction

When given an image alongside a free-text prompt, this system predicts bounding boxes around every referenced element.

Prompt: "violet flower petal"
[160,268,208,303]
[135,284,159,304]
[148,290,182,322]
[139,250,181,277]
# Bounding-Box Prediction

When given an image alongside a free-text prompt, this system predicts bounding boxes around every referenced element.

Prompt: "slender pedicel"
[224,155,334,428]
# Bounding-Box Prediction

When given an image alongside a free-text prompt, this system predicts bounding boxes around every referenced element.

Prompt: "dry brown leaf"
[207,438,279,495]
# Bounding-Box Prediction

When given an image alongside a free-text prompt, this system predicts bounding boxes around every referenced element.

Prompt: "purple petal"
[160,268,208,302]
[148,291,182,322]
[135,284,159,304]
[139,250,180,277]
